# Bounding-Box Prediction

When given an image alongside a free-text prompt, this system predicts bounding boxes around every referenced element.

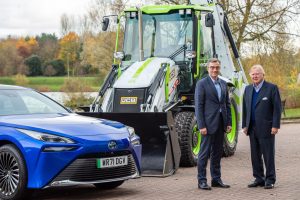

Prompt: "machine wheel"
[0,144,29,200]
[175,111,201,167]
[223,98,239,157]
[94,180,124,190]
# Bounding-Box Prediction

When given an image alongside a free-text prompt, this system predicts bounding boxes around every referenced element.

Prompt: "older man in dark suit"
[195,58,232,190]
[242,64,281,189]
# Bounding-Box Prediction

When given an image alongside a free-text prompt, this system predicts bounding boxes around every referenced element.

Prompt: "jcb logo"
[120,97,138,104]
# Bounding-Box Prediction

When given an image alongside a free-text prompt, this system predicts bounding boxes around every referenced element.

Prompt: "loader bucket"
[78,111,181,177]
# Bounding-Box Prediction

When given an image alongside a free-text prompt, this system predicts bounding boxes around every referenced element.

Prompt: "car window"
[0,91,28,115]
[0,89,68,116]
[22,95,59,114]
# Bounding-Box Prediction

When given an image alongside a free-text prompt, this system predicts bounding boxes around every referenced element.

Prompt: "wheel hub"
[0,152,19,196]
[192,132,198,147]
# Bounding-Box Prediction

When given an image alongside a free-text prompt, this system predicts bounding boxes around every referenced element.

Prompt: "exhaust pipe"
[137,7,144,61]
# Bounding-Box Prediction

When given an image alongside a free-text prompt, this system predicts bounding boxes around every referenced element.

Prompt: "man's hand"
[243,128,248,136]
[271,127,279,135]
[226,126,232,134]
[200,128,207,135]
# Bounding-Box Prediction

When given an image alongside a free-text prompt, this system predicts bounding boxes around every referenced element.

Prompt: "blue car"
[0,85,142,200]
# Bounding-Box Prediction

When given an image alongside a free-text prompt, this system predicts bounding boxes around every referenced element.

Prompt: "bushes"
[22,55,66,77]
[24,55,42,76]
[284,88,300,108]
[60,78,93,92]
[43,59,66,76]
[63,94,94,110]
[14,74,29,86]
[61,78,94,109]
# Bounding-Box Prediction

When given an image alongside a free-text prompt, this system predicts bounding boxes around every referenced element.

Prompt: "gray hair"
[206,58,221,67]
[250,64,265,75]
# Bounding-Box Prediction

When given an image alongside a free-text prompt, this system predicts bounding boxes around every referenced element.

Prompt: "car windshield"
[0,89,69,116]
[123,12,193,62]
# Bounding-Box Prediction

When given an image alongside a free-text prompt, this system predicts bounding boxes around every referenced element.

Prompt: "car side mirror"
[205,13,214,27]
[102,18,110,31]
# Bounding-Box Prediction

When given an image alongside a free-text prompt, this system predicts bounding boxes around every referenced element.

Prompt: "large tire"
[223,98,239,157]
[175,111,201,167]
[0,144,29,200]
[94,180,124,190]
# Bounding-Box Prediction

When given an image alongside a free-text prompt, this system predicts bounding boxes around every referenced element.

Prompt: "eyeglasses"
[250,73,262,76]
[209,66,220,70]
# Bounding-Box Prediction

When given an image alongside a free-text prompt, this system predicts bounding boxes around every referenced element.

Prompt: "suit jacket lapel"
[220,81,225,102]
[247,86,253,111]
[206,77,219,101]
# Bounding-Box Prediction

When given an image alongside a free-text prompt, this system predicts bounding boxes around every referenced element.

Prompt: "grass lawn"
[283,107,300,118]
[0,76,104,92]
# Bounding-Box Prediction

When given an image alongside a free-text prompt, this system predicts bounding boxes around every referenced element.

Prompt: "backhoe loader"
[79,0,247,176]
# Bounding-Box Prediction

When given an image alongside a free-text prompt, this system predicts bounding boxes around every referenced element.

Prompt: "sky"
[0,0,90,38]
[0,0,153,38]
[0,0,299,46]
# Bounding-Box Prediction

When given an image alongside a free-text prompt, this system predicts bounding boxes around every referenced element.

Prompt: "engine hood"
[0,113,127,136]
[114,57,175,88]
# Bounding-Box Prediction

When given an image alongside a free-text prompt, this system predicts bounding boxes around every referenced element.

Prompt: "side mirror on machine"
[185,50,196,59]
[102,18,110,31]
[205,13,215,27]
[114,51,125,60]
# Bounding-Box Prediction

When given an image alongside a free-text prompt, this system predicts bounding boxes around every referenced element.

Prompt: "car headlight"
[17,129,75,144]
[126,126,135,138]
[126,126,140,145]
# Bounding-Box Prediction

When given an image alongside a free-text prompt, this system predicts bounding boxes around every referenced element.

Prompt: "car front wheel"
[0,144,28,200]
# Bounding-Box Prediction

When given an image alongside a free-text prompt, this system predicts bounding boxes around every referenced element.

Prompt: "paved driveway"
[34,123,300,200]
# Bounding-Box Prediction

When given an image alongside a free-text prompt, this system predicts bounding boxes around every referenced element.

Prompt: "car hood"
[0,113,128,136]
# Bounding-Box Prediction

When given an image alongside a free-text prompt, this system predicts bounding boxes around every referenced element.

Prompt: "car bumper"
[47,152,140,188]
[23,139,141,189]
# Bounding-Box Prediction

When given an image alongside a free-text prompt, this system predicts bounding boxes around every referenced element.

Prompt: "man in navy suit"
[242,64,281,189]
[195,58,232,190]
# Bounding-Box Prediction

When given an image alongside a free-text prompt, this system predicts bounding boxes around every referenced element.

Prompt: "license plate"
[96,156,128,168]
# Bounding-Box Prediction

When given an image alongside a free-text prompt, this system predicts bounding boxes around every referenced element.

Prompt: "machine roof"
[125,4,213,14]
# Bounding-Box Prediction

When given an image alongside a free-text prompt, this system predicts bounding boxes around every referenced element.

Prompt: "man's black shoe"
[211,180,230,188]
[248,181,265,188]
[264,183,274,189]
[198,182,211,190]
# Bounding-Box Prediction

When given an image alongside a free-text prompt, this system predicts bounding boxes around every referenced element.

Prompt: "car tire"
[223,98,239,157]
[0,144,29,200]
[175,111,200,167]
[94,180,124,190]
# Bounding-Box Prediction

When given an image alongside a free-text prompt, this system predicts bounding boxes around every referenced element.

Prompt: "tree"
[218,0,300,51]
[84,0,127,33]
[80,31,123,74]
[158,0,300,51]
[86,0,112,32]
[36,33,59,63]
[111,0,127,13]
[60,14,75,36]
[16,38,31,58]
[43,65,57,76]
[43,59,66,76]
[0,38,23,75]
[24,55,42,76]
[58,32,81,76]
[16,37,39,58]
[78,0,127,74]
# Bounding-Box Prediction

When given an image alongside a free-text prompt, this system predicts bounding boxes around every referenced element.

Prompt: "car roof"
[0,84,30,90]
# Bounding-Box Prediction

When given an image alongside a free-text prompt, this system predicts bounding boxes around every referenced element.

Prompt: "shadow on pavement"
[31,185,140,200]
